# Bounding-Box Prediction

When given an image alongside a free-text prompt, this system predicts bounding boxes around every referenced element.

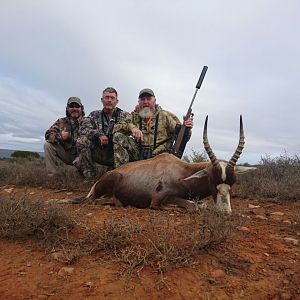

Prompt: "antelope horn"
[227,115,245,169]
[203,115,220,168]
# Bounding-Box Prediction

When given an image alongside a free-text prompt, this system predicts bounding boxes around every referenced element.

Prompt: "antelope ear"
[235,166,256,174]
[184,169,208,181]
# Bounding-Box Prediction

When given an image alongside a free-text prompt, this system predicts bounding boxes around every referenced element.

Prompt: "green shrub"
[11,150,40,159]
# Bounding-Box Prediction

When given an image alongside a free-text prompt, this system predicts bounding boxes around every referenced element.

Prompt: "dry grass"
[96,216,141,252]
[112,209,242,287]
[235,154,300,201]
[0,195,241,281]
[0,194,73,240]
[0,158,106,191]
[1,152,299,201]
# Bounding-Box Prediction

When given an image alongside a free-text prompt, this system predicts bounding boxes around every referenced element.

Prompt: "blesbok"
[67,116,255,212]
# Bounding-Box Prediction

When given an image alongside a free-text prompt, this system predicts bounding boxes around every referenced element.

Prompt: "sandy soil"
[0,185,299,300]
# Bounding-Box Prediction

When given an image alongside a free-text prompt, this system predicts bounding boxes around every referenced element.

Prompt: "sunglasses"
[68,103,81,108]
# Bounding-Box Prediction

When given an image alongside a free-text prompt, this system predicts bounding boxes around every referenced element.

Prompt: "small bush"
[235,153,300,200]
[96,216,141,251]
[183,149,207,163]
[11,150,40,159]
[0,195,73,240]
[115,208,241,286]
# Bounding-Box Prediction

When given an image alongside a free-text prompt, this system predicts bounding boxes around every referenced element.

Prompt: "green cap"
[138,88,155,98]
[67,97,82,106]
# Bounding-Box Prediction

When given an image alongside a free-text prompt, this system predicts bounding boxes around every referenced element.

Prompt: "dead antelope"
[66,116,255,212]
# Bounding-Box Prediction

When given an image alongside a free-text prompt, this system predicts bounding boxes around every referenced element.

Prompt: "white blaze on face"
[216,183,231,213]
[220,161,227,181]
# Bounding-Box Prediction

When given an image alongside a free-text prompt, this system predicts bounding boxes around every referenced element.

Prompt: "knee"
[44,142,56,153]
[113,132,125,143]
[113,132,134,148]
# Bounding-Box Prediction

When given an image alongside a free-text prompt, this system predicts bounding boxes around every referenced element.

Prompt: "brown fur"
[79,116,255,211]
[86,153,215,210]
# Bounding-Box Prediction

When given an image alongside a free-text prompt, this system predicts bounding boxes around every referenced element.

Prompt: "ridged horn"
[203,115,220,168]
[227,115,245,169]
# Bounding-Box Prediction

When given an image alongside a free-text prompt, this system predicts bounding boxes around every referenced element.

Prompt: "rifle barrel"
[196,66,208,89]
[171,65,208,158]
[189,66,208,109]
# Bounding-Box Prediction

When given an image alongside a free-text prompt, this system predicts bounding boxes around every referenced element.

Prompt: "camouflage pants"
[74,135,113,178]
[44,142,76,175]
[113,132,140,168]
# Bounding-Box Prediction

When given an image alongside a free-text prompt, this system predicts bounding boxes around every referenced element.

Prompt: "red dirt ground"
[0,185,299,300]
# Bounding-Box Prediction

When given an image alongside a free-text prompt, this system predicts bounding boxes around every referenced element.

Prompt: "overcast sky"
[0,0,299,164]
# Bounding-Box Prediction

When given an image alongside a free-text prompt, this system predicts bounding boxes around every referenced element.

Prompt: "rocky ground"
[0,186,299,300]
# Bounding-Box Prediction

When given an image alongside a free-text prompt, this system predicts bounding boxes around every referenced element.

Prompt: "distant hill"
[0,149,44,159]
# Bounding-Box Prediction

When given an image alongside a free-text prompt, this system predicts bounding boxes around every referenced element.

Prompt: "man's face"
[138,94,156,109]
[67,102,83,119]
[138,94,156,118]
[101,92,118,110]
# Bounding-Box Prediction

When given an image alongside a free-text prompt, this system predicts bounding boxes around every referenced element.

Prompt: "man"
[44,97,85,177]
[74,87,130,179]
[113,88,193,168]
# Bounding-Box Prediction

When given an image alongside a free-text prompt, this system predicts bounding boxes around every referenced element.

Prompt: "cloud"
[0,0,299,163]
[0,77,61,151]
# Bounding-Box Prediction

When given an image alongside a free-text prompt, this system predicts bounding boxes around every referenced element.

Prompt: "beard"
[103,105,114,110]
[68,108,82,119]
[138,107,155,118]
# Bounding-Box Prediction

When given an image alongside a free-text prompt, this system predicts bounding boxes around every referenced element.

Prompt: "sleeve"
[45,119,63,144]
[113,112,137,135]
[166,110,192,140]
[79,117,101,141]
[165,111,181,133]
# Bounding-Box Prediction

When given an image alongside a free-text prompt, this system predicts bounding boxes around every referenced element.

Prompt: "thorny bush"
[0,194,73,240]
[234,153,300,201]
[0,195,242,280]
[96,216,141,252]
[114,208,242,286]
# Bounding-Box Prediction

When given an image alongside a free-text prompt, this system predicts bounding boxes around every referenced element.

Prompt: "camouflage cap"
[67,97,82,106]
[138,88,155,99]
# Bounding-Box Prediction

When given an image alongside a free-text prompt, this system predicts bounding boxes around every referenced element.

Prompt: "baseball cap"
[138,88,155,98]
[67,97,82,106]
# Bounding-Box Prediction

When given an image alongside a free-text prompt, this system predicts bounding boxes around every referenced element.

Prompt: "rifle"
[171,65,208,158]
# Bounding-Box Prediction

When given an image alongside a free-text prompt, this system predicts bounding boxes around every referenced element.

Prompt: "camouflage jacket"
[113,105,191,156]
[45,117,83,153]
[78,107,130,145]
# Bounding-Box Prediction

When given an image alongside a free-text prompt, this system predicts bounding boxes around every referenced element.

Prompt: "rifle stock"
[171,66,208,158]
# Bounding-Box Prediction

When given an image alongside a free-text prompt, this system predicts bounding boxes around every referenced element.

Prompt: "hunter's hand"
[131,127,143,141]
[184,116,194,128]
[61,127,69,141]
[99,135,109,145]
